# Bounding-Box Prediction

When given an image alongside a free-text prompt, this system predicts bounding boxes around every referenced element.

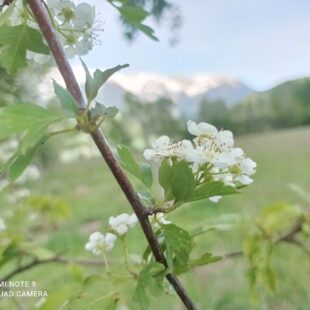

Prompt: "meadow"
[2,126,310,310]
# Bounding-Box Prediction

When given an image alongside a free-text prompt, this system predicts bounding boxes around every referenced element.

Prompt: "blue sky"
[78,0,310,90]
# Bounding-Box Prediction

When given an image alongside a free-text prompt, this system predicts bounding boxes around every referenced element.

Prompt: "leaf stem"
[47,126,78,138]
[102,252,111,274]
[121,236,137,278]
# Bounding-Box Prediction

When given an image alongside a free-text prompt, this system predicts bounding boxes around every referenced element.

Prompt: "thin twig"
[0,256,107,282]
[223,220,309,258]
[27,1,197,309]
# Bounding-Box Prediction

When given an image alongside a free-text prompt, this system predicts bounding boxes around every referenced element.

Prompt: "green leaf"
[262,264,276,293]
[134,23,158,41]
[189,252,222,268]
[0,1,16,26]
[0,24,49,73]
[193,181,237,201]
[20,125,47,154]
[8,147,37,182]
[158,160,195,203]
[53,80,79,114]
[110,2,158,41]
[118,145,141,177]
[0,243,20,268]
[256,202,302,237]
[0,103,63,139]
[0,152,18,176]
[64,275,119,310]
[158,159,173,199]
[133,262,166,310]
[90,102,119,120]
[119,6,149,23]
[81,60,129,102]
[243,235,262,263]
[117,146,153,188]
[139,163,153,188]
[23,246,55,260]
[162,224,194,274]
[170,160,195,202]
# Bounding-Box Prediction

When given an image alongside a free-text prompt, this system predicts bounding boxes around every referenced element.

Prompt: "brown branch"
[27,1,197,309]
[0,256,107,282]
[223,220,308,258]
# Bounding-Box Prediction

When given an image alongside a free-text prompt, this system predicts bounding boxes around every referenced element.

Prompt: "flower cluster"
[109,213,138,236]
[3,0,100,59]
[85,213,138,255]
[46,0,101,57]
[85,232,116,255]
[144,120,257,202]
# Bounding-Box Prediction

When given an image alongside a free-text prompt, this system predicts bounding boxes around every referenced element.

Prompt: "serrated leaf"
[189,252,222,268]
[193,181,237,201]
[81,60,129,102]
[119,6,149,23]
[111,3,158,41]
[118,145,141,177]
[0,151,18,176]
[0,1,15,26]
[0,243,20,267]
[8,147,37,182]
[139,163,153,188]
[24,246,55,260]
[0,103,63,139]
[0,24,49,73]
[90,102,119,120]
[158,160,195,202]
[64,275,119,310]
[243,235,262,263]
[117,146,153,188]
[20,125,47,154]
[137,191,153,204]
[133,262,166,310]
[135,23,158,41]
[256,202,302,237]
[262,264,276,293]
[170,160,195,202]
[158,159,173,199]
[162,224,194,274]
[53,80,78,114]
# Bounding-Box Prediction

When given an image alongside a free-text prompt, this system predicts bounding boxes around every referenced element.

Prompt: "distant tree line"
[106,78,310,149]
[198,78,310,135]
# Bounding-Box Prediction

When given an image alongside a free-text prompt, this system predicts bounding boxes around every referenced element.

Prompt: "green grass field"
[3,126,310,310]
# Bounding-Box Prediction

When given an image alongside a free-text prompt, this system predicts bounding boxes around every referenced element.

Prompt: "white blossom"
[74,3,96,28]
[143,136,193,161]
[240,158,257,176]
[85,231,116,255]
[209,196,222,203]
[108,213,138,236]
[187,120,217,137]
[144,119,257,191]
[215,130,234,151]
[46,0,100,58]
[149,212,171,226]
[234,158,257,185]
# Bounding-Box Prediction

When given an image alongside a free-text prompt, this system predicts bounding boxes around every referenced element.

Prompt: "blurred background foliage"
[0,0,309,308]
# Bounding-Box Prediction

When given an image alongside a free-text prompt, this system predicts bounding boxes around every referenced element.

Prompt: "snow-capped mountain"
[43,68,253,117]
[97,72,253,117]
